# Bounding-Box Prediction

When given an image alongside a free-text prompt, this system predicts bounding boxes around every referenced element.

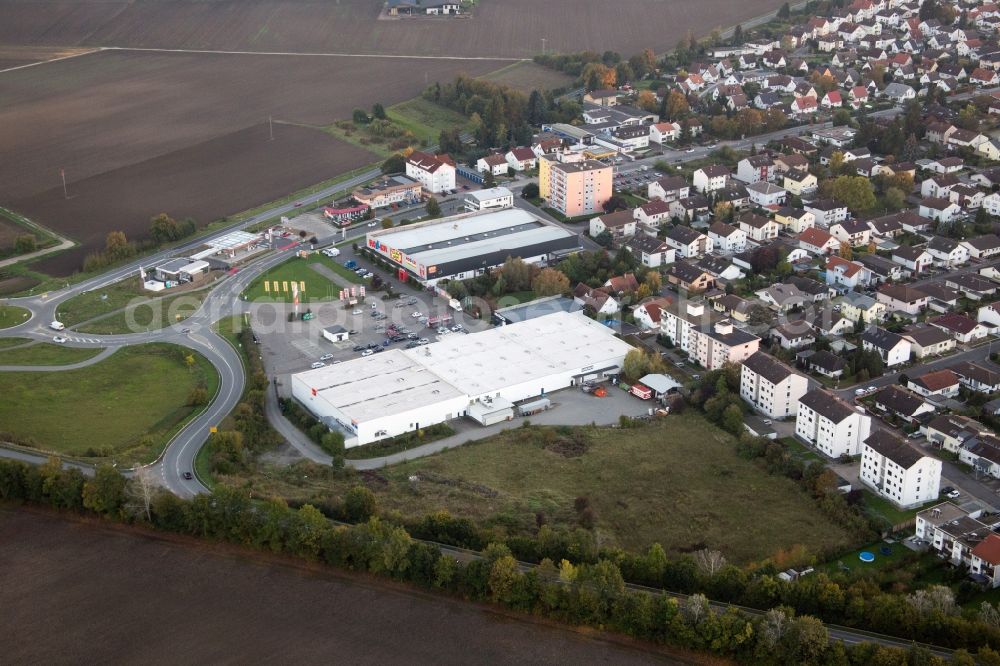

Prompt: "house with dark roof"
[664,225,711,258]
[860,429,942,508]
[665,261,715,292]
[861,327,912,367]
[901,325,956,359]
[800,349,846,378]
[740,352,809,418]
[872,385,935,422]
[951,361,1000,393]
[625,234,675,268]
[796,388,872,458]
[945,274,997,301]
[930,313,990,344]
[877,283,930,316]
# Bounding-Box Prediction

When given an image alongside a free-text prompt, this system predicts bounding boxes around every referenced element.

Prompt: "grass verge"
[0,304,31,329]
[244,253,362,303]
[0,343,218,462]
[0,343,103,366]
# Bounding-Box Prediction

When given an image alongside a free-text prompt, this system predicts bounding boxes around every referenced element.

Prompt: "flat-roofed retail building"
[291,311,632,446]
[364,208,580,285]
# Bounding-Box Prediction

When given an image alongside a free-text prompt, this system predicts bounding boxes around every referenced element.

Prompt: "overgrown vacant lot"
[0,0,785,58]
[0,343,217,460]
[234,414,854,564]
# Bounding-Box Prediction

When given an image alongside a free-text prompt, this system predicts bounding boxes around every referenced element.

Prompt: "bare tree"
[980,602,1000,628]
[682,593,711,625]
[694,548,728,576]
[125,465,158,523]
[907,585,957,617]
[759,608,790,649]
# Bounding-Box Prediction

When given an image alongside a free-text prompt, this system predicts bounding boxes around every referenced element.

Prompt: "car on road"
[293,202,303,207]
[411,311,422,318]
[319,353,334,361]
[181,328,191,334]
[685,148,695,153]
[352,309,362,315]
[406,341,421,348]
[866,386,877,393]
[855,388,866,396]
[361,349,374,357]
[407,297,418,305]
[310,361,326,369]
[367,221,377,227]
[451,324,463,332]
[182,472,194,480]
[53,336,67,343]
[393,302,405,309]
[406,333,419,340]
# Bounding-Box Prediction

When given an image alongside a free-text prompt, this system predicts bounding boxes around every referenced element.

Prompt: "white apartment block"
[740,352,809,419]
[860,430,942,509]
[795,388,872,458]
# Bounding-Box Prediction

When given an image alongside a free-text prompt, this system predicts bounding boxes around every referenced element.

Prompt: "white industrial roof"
[296,311,633,425]
[465,187,513,202]
[412,226,572,266]
[208,230,257,250]
[368,208,541,250]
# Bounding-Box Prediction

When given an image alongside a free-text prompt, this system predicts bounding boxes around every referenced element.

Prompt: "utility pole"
[541,38,546,56]
[60,168,68,199]
[268,115,274,141]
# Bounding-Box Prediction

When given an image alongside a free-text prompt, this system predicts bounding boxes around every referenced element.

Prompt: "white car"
[685,148,695,153]
[854,388,866,396]
[310,361,326,369]
[367,221,377,227]
[352,309,362,315]
[53,336,67,344]
[946,490,961,500]
[866,386,877,393]
[361,349,374,357]
[411,311,422,318]
[319,353,334,361]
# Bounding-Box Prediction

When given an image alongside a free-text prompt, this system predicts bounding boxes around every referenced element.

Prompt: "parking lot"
[614,166,666,193]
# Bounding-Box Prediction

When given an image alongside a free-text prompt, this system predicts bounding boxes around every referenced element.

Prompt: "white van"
[50,321,65,331]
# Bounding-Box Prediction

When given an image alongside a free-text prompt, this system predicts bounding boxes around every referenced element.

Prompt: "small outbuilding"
[322,325,350,343]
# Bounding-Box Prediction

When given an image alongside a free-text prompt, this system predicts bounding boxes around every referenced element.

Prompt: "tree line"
[3,456,997,664]
[83,213,198,273]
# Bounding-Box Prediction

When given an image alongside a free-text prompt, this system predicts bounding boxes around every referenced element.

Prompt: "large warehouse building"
[291,311,633,447]
[365,208,580,285]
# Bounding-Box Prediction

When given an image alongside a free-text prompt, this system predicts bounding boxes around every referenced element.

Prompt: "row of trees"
[3,455,995,664]
[83,213,199,273]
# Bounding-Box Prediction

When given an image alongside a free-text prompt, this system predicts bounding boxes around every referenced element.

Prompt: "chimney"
[687,303,704,317]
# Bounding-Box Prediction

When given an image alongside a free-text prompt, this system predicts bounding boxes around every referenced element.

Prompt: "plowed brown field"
[0,49,504,274]
[0,0,783,58]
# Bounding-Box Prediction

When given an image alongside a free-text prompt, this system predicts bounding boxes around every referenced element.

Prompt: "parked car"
[418,338,430,344]
[352,345,366,352]
[361,349,374,357]
[854,388,866,396]
[352,309,362,315]
[319,353,334,361]
[947,489,961,500]
[310,361,326,369]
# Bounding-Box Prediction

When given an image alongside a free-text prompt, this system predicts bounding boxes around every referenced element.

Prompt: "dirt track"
[0,508,693,665]
[0,0,785,58]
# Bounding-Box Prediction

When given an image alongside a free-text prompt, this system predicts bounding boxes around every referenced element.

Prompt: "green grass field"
[75,291,210,335]
[0,304,31,329]
[0,337,30,349]
[0,343,103,366]
[386,97,470,144]
[227,413,855,563]
[244,253,362,303]
[0,343,218,461]
[861,490,933,528]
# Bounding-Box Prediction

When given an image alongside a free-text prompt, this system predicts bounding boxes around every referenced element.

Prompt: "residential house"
[688,319,761,371]
[634,200,672,230]
[862,326,912,366]
[775,207,816,234]
[772,321,816,350]
[826,255,871,291]
[664,225,712,258]
[799,227,841,255]
[711,293,752,322]
[405,151,456,193]
[757,283,808,312]
[927,236,971,267]
[839,291,886,324]
[945,274,997,301]
[930,313,990,343]
[829,219,873,247]
[649,122,682,144]
[632,296,674,330]
[505,147,538,172]
[708,221,748,254]
[784,168,818,196]
[625,234,675,268]
[873,385,935,422]
[919,198,963,224]
[860,430,941,509]
[952,361,1000,393]
[740,352,810,419]
[856,254,904,284]
[963,234,1000,260]
[877,284,930,316]
[805,199,850,227]
[924,414,990,453]
[693,165,732,193]
[738,212,781,242]
[589,209,637,241]
[736,155,775,184]
[978,301,1000,328]
[907,369,961,399]
[801,349,847,378]
[572,284,619,314]
[665,261,716,292]
[746,181,788,208]
[891,246,933,275]
[796,388,873,458]
[902,326,956,359]
[648,176,690,202]
[476,153,510,177]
